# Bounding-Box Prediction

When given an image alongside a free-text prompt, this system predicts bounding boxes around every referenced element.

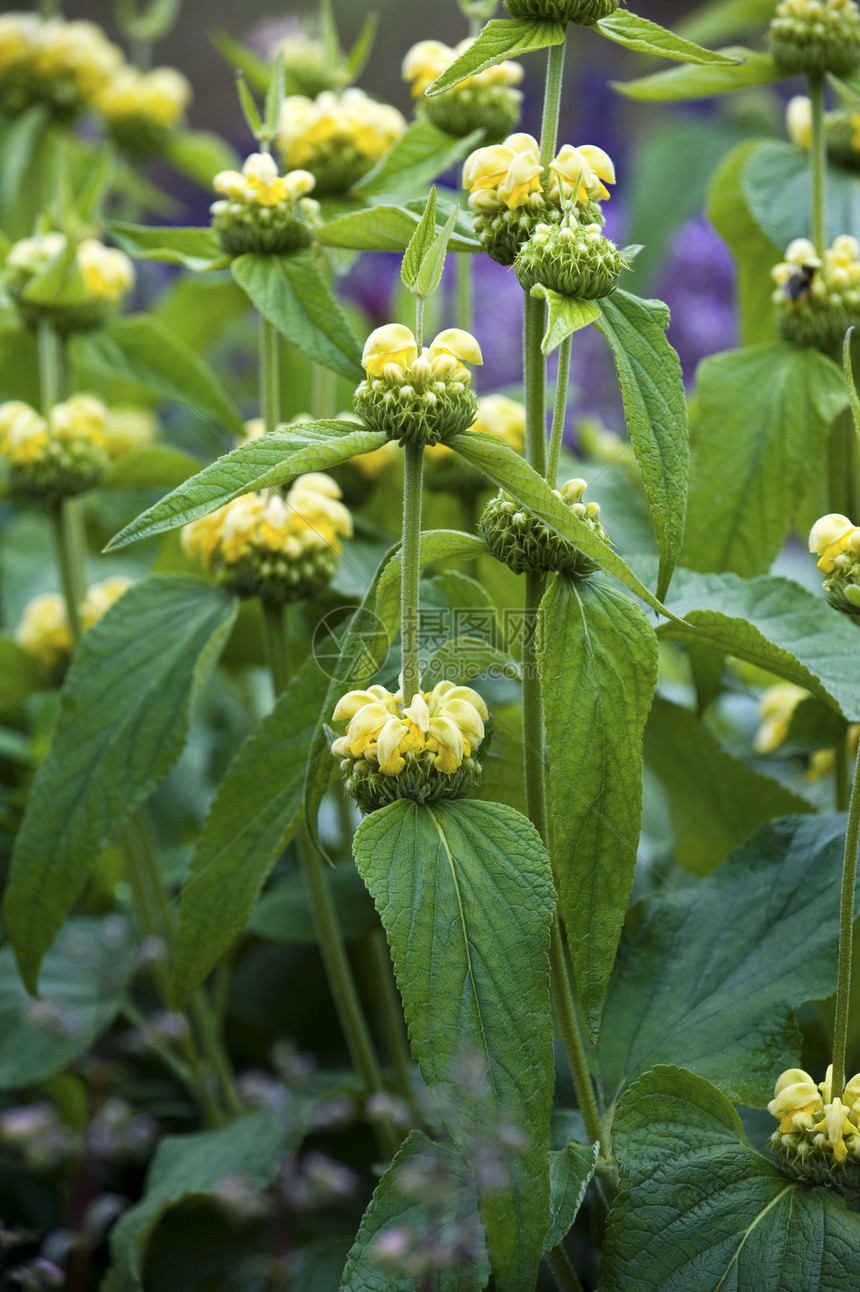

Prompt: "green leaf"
[593,290,689,601]
[545,1141,598,1253]
[401,185,437,290]
[108,221,227,271]
[70,315,244,435]
[104,1110,283,1292]
[231,250,364,383]
[846,328,860,440]
[264,52,285,137]
[0,917,131,1089]
[353,799,556,1292]
[683,344,848,577]
[530,287,600,354]
[248,861,377,945]
[346,12,378,80]
[643,696,813,875]
[595,11,740,63]
[427,18,566,95]
[235,70,263,136]
[0,635,45,712]
[376,529,489,636]
[613,45,782,101]
[317,202,480,253]
[99,445,201,491]
[170,653,331,1006]
[677,0,778,46]
[598,814,854,1111]
[210,30,271,92]
[707,140,782,345]
[538,576,658,1034]
[0,106,48,233]
[601,1066,860,1291]
[339,1131,490,1292]
[652,564,860,720]
[154,272,250,355]
[164,129,240,187]
[742,139,860,249]
[2,576,237,992]
[355,118,483,200]
[106,421,386,550]
[448,430,678,619]
[115,0,181,42]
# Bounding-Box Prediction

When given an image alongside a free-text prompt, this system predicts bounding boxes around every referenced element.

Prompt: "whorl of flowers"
[275,87,406,194]
[15,577,133,673]
[0,394,110,500]
[181,475,352,604]
[97,65,191,154]
[771,234,860,348]
[402,38,522,141]
[354,324,483,446]
[4,233,135,333]
[769,1065,860,1183]
[769,0,860,77]
[808,512,860,614]
[211,152,320,255]
[331,681,489,810]
[0,12,122,120]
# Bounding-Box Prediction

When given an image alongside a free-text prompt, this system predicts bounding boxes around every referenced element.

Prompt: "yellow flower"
[550,143,616,204]
[768,1068,823,1133]
[50,394,108,448]
[809,512,859,572]
[361,324,483,383]
[30,17,123,102]
[15,592,72,671]
[102,405,159,458]
[402,40,453,98]
[77,240,135,305]
[362,324,419,378]
[332,680,488,776]
[754,682,807,753]
[98,65,191,129]
[769,1064,860,1166]
[276,88,405,190]
[0,400,38,452]
[786,95,812,149]
[2,405,49,466]
[463,133,542,210]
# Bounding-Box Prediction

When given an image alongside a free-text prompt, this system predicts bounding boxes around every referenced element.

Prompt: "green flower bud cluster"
[4,232,135,334]
[0,394,109,502]
[514,219,627,299]
[402,39,523,144]
[210,154,320,257]
[772,235,860,349]
[504,0,618,23]
[342,750,483,813]
[473,202,567,270]
[769,0,860,77]
[480,478,609,577]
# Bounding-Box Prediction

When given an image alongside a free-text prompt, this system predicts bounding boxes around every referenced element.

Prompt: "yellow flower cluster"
[769,1065,860,1166]
[211,154,320,256]
[276,88,406,194]
[78,238,136,305]
[402,39,523,140]
[772,234,860,346]
[182,475,352,602]
[0,394,110,501]
[362,324,483,383]
[403,39,521,99]
[5,233,135,318]
[213,152,316,209]
[463,133,616,214]
[755,679,860,778]
[16,577,132,672]
[97,65,191,130]
[0,12,122,118]
[102,406,159,459]
[808,511,860,613]
[332,681,488,776]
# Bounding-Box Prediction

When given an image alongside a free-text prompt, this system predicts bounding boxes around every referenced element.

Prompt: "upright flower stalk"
[832,746,860,1099]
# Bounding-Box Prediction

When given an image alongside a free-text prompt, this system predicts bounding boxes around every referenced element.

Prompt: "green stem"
[37,319,64,414]
[401,441,424,706]
[539,40,566,177]
[259,314,281,435]
[550,922,602,1145]
[524,293,546,476]
[546,1242,585,1292]
[831,741,860,1098]
[522,569,548,841]
[261,599,290,696]
[836,732,850,813]
[368,929,420,1120]
[456,252,472,333]
[809,72,828,257]
[547,334,572,489]
[415,296,425,354]
[50,502,84,643]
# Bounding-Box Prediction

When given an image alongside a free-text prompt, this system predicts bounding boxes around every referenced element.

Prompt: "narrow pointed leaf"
[231,250,364,382]
[595,11,741,63]
[106,422,386,549]
[538,576,658,1035]
[593,290,688,600]
[236,71,262,136]
[264,52,285,135]
[531,286,600,354]
[401,186,437,290]
[346,12,378,80]
[171,653,331,1007]
[417,203,460,298]
[601,1066,860,1292]
[353,119,483,199]
[353,799,555,1292]
[613,46,782,101]
[427,18,566,95]
[2,577,237,992]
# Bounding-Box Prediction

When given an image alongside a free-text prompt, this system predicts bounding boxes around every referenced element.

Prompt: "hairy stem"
[831,742,860,1097]
[259,314,281,435]
[524,293,547,475]
[539,39,567,176]
[546,1242,586,1292]
[547,334,572,489]
[50,502,84,643]
[809,72,827,257]
[550,923,602,1145]
[261,599,290,696]
[401,441,424,706]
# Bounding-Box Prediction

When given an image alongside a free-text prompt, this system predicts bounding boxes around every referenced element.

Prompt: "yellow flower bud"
[362,324,419,378]
[786,95,812,149]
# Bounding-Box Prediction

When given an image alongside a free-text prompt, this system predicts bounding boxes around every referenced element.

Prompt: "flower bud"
[181,475,352,604]
[211,153,320,256]
[331,680,488,811]
[809,511,860,615]
[4,233,134,333]
[276,88,405,195]
[772,234,860,349]
[15,576,132,675]
[504,0,619,20]
[514,220,627,299]
[0,394,109,500]
[768,0,860,77]
[403,38,523,142]
[354,325,482,446]
[480,478,610,577]
[97,64,191,156]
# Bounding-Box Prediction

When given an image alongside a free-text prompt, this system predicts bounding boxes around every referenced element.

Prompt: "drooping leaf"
[742,139,860,249]
[2,576,237,992]
[593,290,688,600]
[538,576,658,1034]
[646,562,860,720]
[598,814,853,1112]
[106,422,386,550]
[683,344,848,577]
[613,46,782,101]
[103,1110,283,1292]
[70,314,243,434]
[707,140,782,344]
[448,430,678,619]
[316,202,480,253]
[427,18,566,95]
[530,287,600,354]
[171,653,331,1006]
[339,1131,490,1292]
[0,917,132,1089]
[601,1066,860,1292]
[595,11,740,63]
[99,445,202,491]
[353,799,556,1292]
[354,119,482,199]
[231,250,364,383]
[545,1141,598,1253]
[644,696,812,875]
[108,222,227,271]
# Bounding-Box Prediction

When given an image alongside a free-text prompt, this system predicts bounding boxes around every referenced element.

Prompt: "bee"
[782,262,817,301]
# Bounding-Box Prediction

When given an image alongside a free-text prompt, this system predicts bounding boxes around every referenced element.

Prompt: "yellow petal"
[428,328,483,366]
[362,323,417,378]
